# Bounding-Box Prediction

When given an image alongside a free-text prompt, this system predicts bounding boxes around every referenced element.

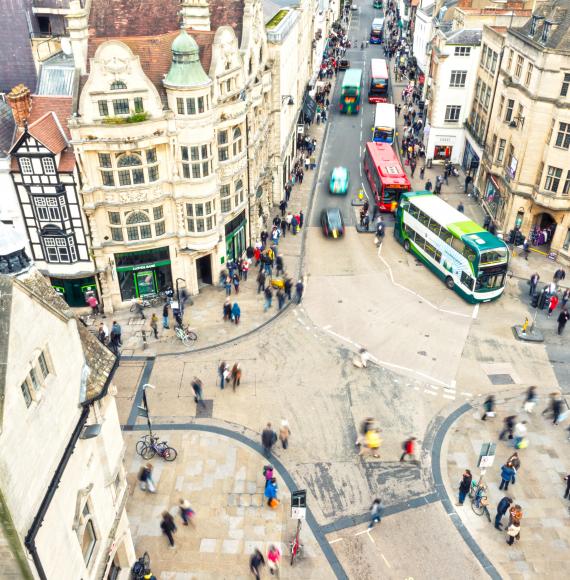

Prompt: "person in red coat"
[400,437,417,462]
[548,293,559,316]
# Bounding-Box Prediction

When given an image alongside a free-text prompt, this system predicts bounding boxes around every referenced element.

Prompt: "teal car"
[329,166,350,195]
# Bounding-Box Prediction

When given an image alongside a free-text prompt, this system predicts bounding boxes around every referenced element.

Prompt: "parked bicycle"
[290,519,304,566]
[175,325,198,347]
[471,482,491,521]
[130,295,159,311]
[136,434,177,461]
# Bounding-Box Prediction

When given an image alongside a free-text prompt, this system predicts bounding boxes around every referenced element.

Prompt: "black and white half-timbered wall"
[8,93,97,307]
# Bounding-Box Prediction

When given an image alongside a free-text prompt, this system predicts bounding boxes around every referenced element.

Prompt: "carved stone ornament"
[118,190,148,203]
[102,56,131,76]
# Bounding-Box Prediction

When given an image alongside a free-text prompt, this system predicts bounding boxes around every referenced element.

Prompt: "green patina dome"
[164,29,210,88]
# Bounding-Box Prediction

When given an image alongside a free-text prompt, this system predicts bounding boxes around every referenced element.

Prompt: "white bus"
[395,191,509,303]
[372,103,396,144]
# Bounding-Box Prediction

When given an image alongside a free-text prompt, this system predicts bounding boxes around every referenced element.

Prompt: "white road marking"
[355,529,369,537]
[377,242,383,257]
[323,324,331,330]
[424,389,438,396]
[367,530,375,544]
[472,303,479,319]
[378,256,472,319]
[381,554,392,568]
[360,182,371,201]
[322,327,454,389]
[443,394,456,400]
[461,391,472,397]
[329,538,343,544]
[449,379,456,390]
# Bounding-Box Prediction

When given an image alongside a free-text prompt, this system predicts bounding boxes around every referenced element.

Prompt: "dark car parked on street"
[321,208,345,238]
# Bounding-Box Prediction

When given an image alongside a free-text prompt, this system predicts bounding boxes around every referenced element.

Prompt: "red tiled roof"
[27,96,73,140]
[87,30,215,103]
[27,112,67,154]
[88,0,245,44]
[58,149,76,172]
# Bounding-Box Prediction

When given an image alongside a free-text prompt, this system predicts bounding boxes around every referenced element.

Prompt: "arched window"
[232,126,243,156]
[110,80,127,90]
[125,211,151,240]
[117,154,144,185]
[234,178,244,206]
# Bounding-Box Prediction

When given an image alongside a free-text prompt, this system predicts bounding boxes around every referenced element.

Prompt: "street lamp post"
[141,383,156,438]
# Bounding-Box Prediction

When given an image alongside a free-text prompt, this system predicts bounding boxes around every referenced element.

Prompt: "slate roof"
[0,0,37,93]
[37,52,76,96]
[88,0,245,43]
[0,273,116,406]
[516,0,570,52]
[444,28,482,46]
[0,100,16,158]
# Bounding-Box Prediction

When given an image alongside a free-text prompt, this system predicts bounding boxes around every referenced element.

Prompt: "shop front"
[50,275,97,307]
[482,174,505,221]
[114,246,173,301]
[225,210,247,263]
[430,134,456,163]
[462,139,480,174]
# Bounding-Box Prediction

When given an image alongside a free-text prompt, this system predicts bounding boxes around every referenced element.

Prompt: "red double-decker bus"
[363,142,411,212]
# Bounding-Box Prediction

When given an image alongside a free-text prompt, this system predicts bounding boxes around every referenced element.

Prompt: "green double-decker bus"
[394,191,509,303]
[339,68,362,115]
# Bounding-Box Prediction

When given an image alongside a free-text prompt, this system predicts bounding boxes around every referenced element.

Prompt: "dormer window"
[529,16,538,36]
[541,21,551,44]
[110,80,127,90]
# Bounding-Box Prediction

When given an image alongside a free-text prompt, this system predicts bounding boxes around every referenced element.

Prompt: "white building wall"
[0,156,30,253]
[413,7,434,74]
[427,43,481,165]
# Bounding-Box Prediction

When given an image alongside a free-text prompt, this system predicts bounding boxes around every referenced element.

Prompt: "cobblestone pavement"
[124,431,333,579]
[445,392,570,579]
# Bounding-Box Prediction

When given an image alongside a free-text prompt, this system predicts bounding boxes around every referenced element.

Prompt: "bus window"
[428,219,442,237]
[418,211,430,227]
[462,245,477,263]
[400,199,410,211]
[461,271,474,290]
[480,249,508,263]
[476,271,505,290]
[408,204,419,219]
[451,237,465,255]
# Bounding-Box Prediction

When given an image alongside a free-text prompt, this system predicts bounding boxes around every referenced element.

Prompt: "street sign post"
[476,442,496,486]
[291,490,307,520]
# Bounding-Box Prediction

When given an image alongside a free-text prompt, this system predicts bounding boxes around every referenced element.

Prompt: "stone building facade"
[67,0,273,310]
[477,0,570,261]
[0,243,135,578]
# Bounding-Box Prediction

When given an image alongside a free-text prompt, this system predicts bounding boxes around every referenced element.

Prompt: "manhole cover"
[488,374,514,385]
[195,399,213,418]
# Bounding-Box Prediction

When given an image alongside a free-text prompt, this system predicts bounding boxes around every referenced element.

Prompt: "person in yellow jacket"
[359,428,382,458]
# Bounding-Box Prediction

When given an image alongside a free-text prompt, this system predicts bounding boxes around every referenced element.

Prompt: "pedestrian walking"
[368,498,382,529]
[150,313,159,339]
[224,275,232,296]
[160,512,177,548]
[399,436,417,462]
[249,549,265,579]
[86,293,99,315]
[507,452,521,484]
[223,297,232,321]
[277,288,286,310]
[284,277,293,300]
[138,463,156,493]
[457,469,472,506]
[265,477,279,507]
[279,419,291,449]
[481,395,495,420]
[257,270,266,294]
[179,498,195,526]
[506,519,521,546]
[97,323,108,344]
[231,362,241,390]
[262,422,277,456]
[425,178,433,191]
[562,288,570,307]
[523,239,530,260]
[134,297,146,319]
[552,394,563,425]
[548,293,559,316]
[494,496,513,530]
[162,303,170,329]
[264,286,273,311]
[499,415,516,440]
[191,377,206,408]
[499,462,515,490]
[267,544,281,575]
[295,280,304,303]
[529,273,539,296]
[231,301,241,324]
[523,386,538,413]
[410,158,416,177]
[279,199,287,217]
[359,427,382,458]
[232,273,240,294]
[554,267,566,283]
[419,165,425,180]
[218,361,227,389]
[513,420,528,448]
[557,307,570,334]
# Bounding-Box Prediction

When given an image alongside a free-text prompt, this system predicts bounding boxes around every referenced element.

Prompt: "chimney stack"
[7,84,32,128]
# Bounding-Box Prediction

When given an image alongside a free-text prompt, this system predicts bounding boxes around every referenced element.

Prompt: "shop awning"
[302,94,317,122]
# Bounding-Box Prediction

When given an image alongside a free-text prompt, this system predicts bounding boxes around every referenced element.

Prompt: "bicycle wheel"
[290,542,296,566]
[471,497,486,516]
[187,331,198,341]
[142,551,150,570]
[141,443,156,460]
[182,336,191,347]
[136,440,147,457]
[162,446,178,461]
[130,303,135,312]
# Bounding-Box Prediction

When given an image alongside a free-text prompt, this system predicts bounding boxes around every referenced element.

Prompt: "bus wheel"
[445,276,455,289]
[403,239,410,252]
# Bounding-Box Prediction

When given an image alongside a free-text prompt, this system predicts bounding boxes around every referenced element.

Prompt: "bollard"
[521,317,529,335]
